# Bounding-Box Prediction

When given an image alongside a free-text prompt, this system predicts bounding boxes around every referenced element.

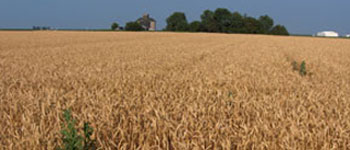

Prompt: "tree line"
[166,8,289,35]
[111,22,145,31]
[33,26,51,30]
[111,8,289,35]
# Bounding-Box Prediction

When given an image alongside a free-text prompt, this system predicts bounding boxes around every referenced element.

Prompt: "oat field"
[1,31,350,149]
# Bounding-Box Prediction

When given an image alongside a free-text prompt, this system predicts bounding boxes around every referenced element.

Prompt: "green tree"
[259,15,274,34]
[125,22,144,31]
[200,10,217,32]
[230,12,245,33]
[166,12,189,31]
[188,21,203,32]
[111,22,119,30]
[243,16,263,34]
[213,8,232,33]
[270,25,289,35]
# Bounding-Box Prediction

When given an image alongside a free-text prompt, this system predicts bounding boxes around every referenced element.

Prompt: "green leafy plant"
[83,123,96,150]
[57,109,96,150]
[299,61,307,76]
[291,60,307,77]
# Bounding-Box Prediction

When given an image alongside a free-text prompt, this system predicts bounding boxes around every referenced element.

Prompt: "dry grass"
[1,31,350,149]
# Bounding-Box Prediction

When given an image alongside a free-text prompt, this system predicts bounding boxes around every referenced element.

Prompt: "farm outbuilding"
[346,34,350,38]
[137,13,156,31]
[315,31,339,37]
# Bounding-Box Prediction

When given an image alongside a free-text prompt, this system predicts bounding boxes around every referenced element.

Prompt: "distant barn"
[137,13,156,31]
[346,34,350,38]
[315,31,339,37]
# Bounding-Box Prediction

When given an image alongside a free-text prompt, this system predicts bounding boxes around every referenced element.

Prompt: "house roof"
[316,31,339,37]
[137,13,156,22]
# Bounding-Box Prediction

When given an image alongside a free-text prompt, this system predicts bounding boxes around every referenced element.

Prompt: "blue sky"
[1,0,349,35]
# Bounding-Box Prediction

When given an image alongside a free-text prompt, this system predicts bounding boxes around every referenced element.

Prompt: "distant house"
[346,34,350,38]
[137,13,156,31]
[315,31,339,37]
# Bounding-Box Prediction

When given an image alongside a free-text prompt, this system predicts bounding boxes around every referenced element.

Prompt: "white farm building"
[346,34,350,38]
[315,31,339,37]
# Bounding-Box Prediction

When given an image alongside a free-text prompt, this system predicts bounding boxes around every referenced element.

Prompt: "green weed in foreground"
[56,109,96,150]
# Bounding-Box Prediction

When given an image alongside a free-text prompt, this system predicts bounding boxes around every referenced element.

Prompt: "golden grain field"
[1,31,350,150]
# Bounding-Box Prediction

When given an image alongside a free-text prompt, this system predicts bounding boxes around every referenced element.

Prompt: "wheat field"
[1,31,350,149]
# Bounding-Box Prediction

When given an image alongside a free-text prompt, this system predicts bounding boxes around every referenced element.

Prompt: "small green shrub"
[299,61,307,76]
[291,60,307,77]
[56,109,96,150]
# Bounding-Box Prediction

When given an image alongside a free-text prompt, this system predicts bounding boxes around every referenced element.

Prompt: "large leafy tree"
[243,16,263,34]
[230,12,245,33]
[200,10,217,32]
[166,12,189,31]
[111,22,119,30]
[259,15,274,34]
[270,25,289,35]
[125,22,144,31]
[188,21,203,32]
[213,8,232,33]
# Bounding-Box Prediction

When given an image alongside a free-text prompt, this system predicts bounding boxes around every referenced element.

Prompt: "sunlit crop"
[1,31,350,149]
